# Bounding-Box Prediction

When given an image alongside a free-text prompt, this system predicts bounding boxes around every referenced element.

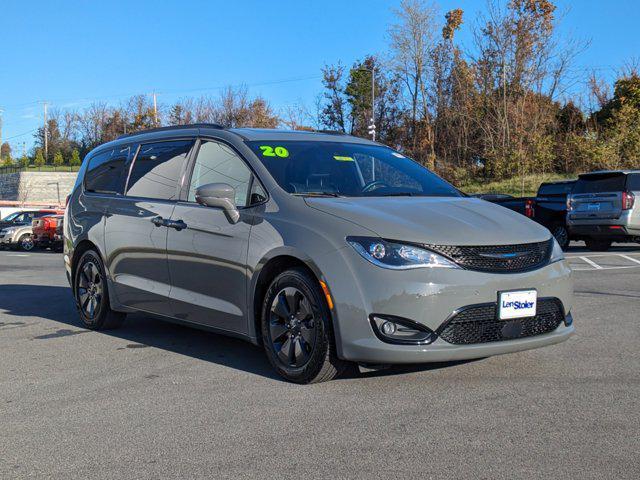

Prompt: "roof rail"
[117,123,224,140]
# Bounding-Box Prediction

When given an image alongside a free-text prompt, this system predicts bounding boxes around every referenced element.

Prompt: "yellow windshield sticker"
[333,155,354,162]
[259,146,289,158]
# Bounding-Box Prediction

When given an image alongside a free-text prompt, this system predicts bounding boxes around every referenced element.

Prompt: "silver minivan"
[567,170,640,251]
[65,125,574,383]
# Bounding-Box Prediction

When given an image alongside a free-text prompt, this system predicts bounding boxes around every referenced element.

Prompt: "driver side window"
[188,141,252,207]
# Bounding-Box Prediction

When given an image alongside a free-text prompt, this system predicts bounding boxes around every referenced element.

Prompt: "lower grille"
[438,298,564,345]
[423,240,553,273]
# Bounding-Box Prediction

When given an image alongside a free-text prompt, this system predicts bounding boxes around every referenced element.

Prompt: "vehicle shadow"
[0,284,476,382]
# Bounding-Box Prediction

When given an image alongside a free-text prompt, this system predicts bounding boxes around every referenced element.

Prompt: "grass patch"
[457,173,576,197]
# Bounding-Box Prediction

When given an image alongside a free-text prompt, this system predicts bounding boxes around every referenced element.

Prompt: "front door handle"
[165,219,187,231]
[151,216,165,227]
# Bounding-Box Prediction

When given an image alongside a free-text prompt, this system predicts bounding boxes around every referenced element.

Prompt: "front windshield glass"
[1,212,20,222]
[246,141,461,197]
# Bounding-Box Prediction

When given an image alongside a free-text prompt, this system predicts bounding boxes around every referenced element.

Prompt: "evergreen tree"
[70,149,81,167]
[20,155,30,168]
[53,151,64,167]
[34,149,45,168]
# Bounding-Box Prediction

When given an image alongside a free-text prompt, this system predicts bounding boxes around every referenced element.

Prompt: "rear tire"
[261,268,349,383]
[74,250,125,330]
[551,225,570,250]
[585,238,612,252]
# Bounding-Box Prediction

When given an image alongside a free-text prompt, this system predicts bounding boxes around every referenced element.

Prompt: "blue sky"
[1,0,639,152]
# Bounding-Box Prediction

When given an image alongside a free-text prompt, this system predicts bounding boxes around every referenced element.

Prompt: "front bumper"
[0,233,18,246]
[320,247,574,364]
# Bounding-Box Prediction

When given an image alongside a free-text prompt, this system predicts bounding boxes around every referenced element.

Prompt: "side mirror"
[195,183,240,224]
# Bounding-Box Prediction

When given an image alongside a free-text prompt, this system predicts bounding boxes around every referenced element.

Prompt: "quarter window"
[188,141,252,207]
[85,148,128,194]
[126,140,194,200]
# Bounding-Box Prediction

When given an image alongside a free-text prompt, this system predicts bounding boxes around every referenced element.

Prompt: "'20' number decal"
[259,145,289,158]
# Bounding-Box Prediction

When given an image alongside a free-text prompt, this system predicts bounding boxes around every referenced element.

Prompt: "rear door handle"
[165,219,187,231]
[151,216,165,227]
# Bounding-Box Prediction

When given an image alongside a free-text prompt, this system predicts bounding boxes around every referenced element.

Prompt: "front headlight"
[347,236,460,270]
[549,237,565,263]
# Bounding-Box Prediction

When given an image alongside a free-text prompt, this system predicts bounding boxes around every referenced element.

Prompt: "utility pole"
[43,102,48,161]
[0,107,3,150]
[357,67,376,141]
[152,92,158,126]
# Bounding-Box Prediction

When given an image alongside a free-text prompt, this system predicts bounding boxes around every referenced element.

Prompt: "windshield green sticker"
[333,155,354,162]
[259,145,289,158]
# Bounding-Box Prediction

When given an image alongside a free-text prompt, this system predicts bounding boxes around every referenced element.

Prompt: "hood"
[305,196,550,246]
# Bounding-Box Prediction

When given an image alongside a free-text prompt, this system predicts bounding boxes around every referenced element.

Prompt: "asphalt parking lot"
[1,245,639,479]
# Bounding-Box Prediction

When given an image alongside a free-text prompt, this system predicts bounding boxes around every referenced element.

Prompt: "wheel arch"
[249,249,332,347]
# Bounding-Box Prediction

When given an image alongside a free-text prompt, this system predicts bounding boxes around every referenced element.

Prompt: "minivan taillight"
[525,199,535,218]
[622,191,635,210]
[566,196,573,212]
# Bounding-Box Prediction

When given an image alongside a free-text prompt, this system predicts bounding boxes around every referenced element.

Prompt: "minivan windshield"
[247,141,461,197]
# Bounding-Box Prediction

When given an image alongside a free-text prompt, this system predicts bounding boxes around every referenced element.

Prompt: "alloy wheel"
[269,287,317,368]
[20,236,34,251]
[77,261,103,319]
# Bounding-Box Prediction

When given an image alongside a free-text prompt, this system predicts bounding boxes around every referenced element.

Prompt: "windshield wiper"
[378,192,415,197]
[293,192,342,197]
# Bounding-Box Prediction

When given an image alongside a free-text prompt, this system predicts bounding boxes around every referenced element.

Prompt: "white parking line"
[6,253,30,257]
[579,256,603,269]
[618,254,640,265]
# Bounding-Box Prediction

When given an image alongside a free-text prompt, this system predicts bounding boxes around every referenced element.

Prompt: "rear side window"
[574,174,626,194]
[626,174,640,191]
[85,148,128,194]
[126,140,194,200]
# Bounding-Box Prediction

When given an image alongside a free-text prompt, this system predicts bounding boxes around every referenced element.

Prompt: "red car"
[32,214,64,252]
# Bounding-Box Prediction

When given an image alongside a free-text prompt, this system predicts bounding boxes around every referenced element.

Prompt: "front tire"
[17,234,35,251]
[585,238,612,252]
[261,268,348,383]
[74,250,125,330]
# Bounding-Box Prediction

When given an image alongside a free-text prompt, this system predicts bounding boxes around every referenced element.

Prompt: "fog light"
[370,314,434,345]
[381,321,396,335]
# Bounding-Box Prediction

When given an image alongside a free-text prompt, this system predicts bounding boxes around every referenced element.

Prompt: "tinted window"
[14,212,35,224]
[127,140,194,200]
[247,141,460,197]
[85,148,128,194]
[626,174,640,191]
[538,182,574,196]
[574,173,626,194]
[188,141,252,207]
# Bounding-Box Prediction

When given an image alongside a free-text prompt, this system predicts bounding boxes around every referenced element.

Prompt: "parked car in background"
[32,215,64,252]
[0,223,35,251]
[567,170,640,251]
[478,180,576,249]
[0,209,62,230]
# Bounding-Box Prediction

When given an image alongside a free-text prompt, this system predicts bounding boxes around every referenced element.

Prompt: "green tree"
[53,151,64,167]
[34,149,45,168]
[2,156,12,167]
[70,149,81,167]
[20,155,30,168]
